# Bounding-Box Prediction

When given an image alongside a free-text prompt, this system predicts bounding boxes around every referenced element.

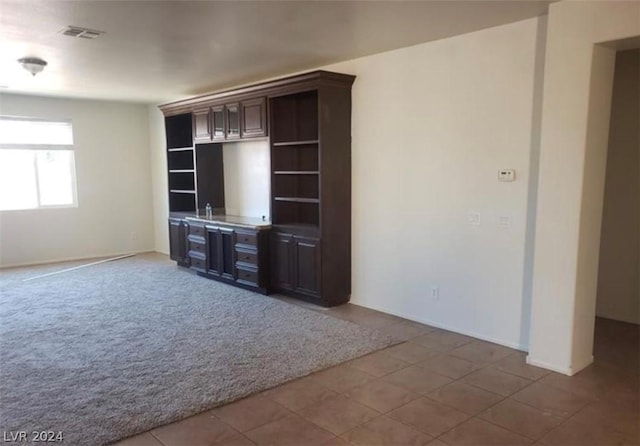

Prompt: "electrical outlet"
[130,231,137,241]
[431,286,440,300]
[468,212,481,225]
[498,169,516,182]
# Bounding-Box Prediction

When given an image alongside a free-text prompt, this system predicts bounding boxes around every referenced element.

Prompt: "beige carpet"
[0,254,395,445]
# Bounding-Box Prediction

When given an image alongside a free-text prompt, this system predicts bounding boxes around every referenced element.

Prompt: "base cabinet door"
[272,232,320,297]
[220,227,236,280]
[271,233,294,290]
[169,219,189,265]
[206,226,222,276]
[206,225,237,280]
[293,236,321,297]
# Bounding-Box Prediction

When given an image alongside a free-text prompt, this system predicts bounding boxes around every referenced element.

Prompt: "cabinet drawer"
[188,233,205,243]
[236,266,258,286]
[189,223,205,237]
[235,230,257,247]
[235,249,258,266]
[190,256,206,272]
[189,242,205,255]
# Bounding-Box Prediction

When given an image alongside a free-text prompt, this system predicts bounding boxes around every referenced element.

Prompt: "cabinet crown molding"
[158,70,355,117]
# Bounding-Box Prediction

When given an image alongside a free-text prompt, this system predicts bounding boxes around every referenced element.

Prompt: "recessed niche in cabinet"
[195,143,225,211]
[169,191,196,212]
[271,144,318,172]
[271,91,318,143]
[168,172,195,191]
[168,149,194,171]
[273,174,318,199]
[165,114,193,149]
[273,200,319,226]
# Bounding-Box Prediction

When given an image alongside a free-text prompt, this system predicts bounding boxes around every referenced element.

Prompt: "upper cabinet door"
[241,98,267,138]
[211,105,226,141]
[193,108,211,142]
[225,103,241,140]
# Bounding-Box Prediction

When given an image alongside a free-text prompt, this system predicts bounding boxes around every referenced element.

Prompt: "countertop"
[170,212,271,229]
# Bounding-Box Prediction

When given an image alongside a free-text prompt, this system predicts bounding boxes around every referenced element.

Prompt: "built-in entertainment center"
[159,71,354,307]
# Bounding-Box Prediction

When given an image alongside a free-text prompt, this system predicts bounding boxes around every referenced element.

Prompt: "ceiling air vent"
[59,26,105,39]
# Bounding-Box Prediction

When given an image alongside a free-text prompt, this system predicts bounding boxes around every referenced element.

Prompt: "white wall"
[321,17,544,349]
[148,105,170,255]
[528,1,640,375]
[0,94,154,267]
[146,5,638,365]
[596,49,639,324]
[223,140,270,219]
[147,18,543,349]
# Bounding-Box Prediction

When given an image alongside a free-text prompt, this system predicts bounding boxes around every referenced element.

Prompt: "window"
[0,116,77,211]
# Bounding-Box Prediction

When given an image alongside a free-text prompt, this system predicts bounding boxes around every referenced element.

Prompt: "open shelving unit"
[166,114,197,212]
[270,90,320,227]
[162,70,355,306]
[165,113,225,213]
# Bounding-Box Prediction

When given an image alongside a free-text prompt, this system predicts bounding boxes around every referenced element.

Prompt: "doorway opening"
[594,48,639,374]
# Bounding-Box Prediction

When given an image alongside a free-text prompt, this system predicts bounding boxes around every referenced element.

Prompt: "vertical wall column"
[528,1,640,375]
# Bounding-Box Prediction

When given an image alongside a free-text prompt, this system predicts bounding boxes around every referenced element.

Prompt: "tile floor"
[113,303,639,446]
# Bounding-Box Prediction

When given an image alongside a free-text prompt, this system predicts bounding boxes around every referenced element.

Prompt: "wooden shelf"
[273,197,319,203]
[170,189,196,194]
[169,169,195,173]
[167,147,194,152]
[273,171,319,175]
[272,140,319,147]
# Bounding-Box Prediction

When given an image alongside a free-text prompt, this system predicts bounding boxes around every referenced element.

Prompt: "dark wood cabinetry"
[161,71,353,306]
[241,98,267,138]
[271,232,294,290]
[225,103,241,140]
[193,108,211,142]
[169,218,190,266]
[166,114,225,215]
[167,215,272,295]
[293,235,321,297]
[271,231,321,298]
[169,219,270,293]
[211,106,225,141]
[186,221,206,273]
[191,99,266,143]
[268,75,353,306]
[166,114,197,212]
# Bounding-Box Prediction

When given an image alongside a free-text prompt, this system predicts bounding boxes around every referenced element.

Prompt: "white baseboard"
[0,250,154,270]
[526,354,594,376]
[349,300,529,352]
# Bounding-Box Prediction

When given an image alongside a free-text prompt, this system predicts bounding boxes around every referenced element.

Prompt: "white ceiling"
[0,0,553,104]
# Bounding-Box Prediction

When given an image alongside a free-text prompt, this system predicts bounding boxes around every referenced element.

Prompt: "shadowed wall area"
[596,49,640,325]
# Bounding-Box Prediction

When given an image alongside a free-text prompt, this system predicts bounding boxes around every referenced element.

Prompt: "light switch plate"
[497,215,512,228]
[498,169,516,182]
[468,212,481,225]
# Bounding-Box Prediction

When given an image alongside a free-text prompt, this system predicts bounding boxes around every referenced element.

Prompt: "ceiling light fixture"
[18,57,47,76]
